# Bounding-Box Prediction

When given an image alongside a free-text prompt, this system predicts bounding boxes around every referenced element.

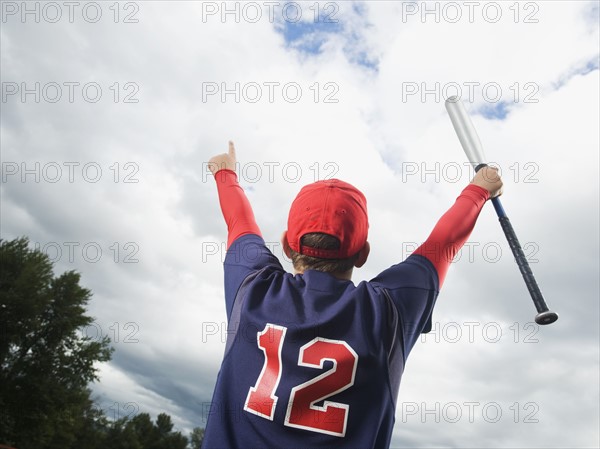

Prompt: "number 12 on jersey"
[244,323,359,437]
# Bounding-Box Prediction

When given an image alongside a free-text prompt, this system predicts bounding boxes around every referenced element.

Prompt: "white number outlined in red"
[244,324,359,437]
[244,324,287,420]
[285,337,358,437]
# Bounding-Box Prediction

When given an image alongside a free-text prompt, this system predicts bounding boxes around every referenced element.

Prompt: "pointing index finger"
[229,140,236,158]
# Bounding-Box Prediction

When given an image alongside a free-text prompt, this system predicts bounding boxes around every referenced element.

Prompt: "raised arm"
[413,166,503,288]
[209,141,262,248]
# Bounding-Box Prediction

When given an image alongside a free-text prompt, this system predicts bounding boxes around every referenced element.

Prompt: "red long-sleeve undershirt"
[214,169,262,248]
[413,184,489,287]
[213,169,489,288]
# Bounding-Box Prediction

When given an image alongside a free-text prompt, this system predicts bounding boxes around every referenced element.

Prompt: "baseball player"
[202,141,503,448]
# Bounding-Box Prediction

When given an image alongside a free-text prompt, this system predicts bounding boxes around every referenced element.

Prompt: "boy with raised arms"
[202,142,503,448]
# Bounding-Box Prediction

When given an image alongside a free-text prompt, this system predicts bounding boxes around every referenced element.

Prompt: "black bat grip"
[496,213,557,324]
[475,164,558,325]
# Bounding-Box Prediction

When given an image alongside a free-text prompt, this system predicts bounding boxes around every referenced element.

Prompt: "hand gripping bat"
[445,96,558,325]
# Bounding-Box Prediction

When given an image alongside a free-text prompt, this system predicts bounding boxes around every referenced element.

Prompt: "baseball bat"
[445,96,558,325]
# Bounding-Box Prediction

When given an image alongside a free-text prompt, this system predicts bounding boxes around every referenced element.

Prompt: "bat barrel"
[445,98,488,167]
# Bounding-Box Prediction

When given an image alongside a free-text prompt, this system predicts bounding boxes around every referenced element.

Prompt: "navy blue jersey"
[203,234,439,448]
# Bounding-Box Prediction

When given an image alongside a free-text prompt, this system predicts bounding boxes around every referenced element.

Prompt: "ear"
[281,231,292,258]
[354,241,370,268]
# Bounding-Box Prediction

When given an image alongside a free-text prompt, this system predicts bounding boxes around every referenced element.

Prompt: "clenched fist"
[471,166,503,198]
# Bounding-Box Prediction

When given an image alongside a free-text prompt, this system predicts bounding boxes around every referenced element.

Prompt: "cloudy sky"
[1,1,599,447]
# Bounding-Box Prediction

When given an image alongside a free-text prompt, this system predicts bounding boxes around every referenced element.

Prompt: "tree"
[70,398,109,449]
[102,413,188,449]
[104,416,143,449]
[149,413,187,449]
[0,237,113,449]
[189,427,205,449]
[130,413,157,447]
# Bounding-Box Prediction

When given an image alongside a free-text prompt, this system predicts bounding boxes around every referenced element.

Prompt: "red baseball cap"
[287,179,369,259]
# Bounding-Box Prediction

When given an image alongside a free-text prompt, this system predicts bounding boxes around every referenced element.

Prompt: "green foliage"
[70,399,110,449]
[0,237,112,448]
[190,427,205,449]
[0,237,199,448]
[102,413,189,449]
